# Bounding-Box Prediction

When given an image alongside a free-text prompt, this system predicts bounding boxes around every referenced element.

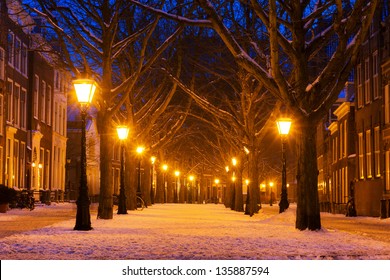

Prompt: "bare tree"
[131,0,379,229]
[25,0,186,218]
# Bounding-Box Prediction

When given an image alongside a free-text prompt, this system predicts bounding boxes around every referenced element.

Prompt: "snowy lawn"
[0,203,390,260]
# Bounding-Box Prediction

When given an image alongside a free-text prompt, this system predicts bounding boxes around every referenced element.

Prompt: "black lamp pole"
[117,141,127,214]
[279,136,289,213]
[150,160,155,204]
[137,159,142,197]
[74,107,92,230]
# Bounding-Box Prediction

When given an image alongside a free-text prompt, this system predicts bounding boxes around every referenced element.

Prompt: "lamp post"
[150,156,156,204]
[174,170,180,203]
[224,166,229,207]
[276,118,292,213]
[116,125,129,214]
[188,175,194,203]
[214,178,220,204]
[162,164,168,203]
[136,146,145,203]
[73,78,97,231]
[269,181,274,206]
[231,157,237,210]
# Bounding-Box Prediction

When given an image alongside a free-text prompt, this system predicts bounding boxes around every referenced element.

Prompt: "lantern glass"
[116,126,129,140]
[73,78,97,105]
[276,118,292,135]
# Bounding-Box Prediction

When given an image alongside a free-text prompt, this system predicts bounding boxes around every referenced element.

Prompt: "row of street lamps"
[72,77,292,231]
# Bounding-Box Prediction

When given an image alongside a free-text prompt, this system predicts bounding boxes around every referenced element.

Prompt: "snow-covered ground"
[0,203,389,260]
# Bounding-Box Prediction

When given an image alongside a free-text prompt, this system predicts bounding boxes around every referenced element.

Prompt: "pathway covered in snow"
[0,203,390,260]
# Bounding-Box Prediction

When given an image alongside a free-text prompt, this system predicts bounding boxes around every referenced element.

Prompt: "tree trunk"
[235,170,244,212]
[97,114,113,219]
[295,117,321,230]
[126,155,137,210]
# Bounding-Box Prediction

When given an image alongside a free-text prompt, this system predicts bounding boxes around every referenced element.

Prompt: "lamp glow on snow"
[73,77,97,231]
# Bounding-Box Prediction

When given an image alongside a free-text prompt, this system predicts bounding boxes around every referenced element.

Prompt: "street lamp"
[269,181,274,206]
[174,170,180,203]
[214,178,220,203]
[116,125,129,214]
[188,175,194,203]
[150,156,156,204]
[136,146,145,204]
[73,77,97,231]
[276,117,292,213]
[231,157,237,210]
[162,164,168,203]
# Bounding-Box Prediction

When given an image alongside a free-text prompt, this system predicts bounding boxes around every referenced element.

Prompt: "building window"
[34,75,39,119]
[62,107,66,135]
[21,44,27,76]
[374,126,380,177]
[386,151,390,192]
[358,133,364,179]
[20,89,26,129]
[13,140,19,188]
[357,64,363,108]
[344,120,347,157]
[20,142,26,188]
[364,58,371,104]
[339,123,343,159]
[13,83,20,127]
[7,31,14,66]
[386,85,390,124]
[0,47,4,80]
[14,37,21,71]
[47,86,52,125]
[0,95,3,136]
[364,58,370,104]
[41,81,46,122]
[54,102,58,132]
[7,79,13,123]
[0,147,3,184]
[366,130,372,178]
[373,51,379,99]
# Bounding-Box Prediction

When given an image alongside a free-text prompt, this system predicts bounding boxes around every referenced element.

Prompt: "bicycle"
[345,196,356,217]
[136,195,145,211]
[13,190,35,211]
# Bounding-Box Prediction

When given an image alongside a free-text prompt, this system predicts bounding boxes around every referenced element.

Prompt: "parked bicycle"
[136,195,145,211]
[12,190,35,211]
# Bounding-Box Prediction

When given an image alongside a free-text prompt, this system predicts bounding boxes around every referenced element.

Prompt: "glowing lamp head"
[136,146,145,155]
[225,166,229,172]
[151,156,156,164]
[162,164,168,171]
[245,179,250,185]
[175,170,180,177]
[269,182,274,187]
[232,157,237,166]
[189,175,194,182]
[116,125,129,140]
[73,78,97,105]
[276,118,292,135]
[214,179,220,185]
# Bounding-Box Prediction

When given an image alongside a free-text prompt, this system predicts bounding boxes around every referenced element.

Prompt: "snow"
[0,203,389,260]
